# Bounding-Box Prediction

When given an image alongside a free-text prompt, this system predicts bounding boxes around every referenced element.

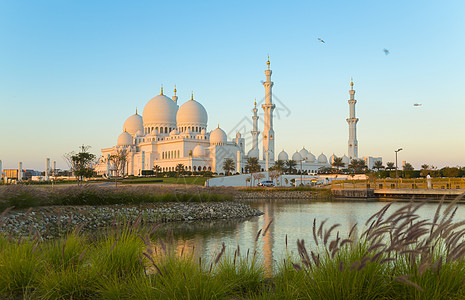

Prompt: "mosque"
[95,58,381,177]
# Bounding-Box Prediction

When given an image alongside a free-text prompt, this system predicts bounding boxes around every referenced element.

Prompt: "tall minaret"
[347,78,359,159]
[251,99,260,151]
[262,57,276,161]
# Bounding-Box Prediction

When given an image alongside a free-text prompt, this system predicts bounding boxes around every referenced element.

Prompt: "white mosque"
[95,58,381,177]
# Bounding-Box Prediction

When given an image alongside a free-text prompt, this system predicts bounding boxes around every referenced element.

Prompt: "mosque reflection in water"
[149,200,444,274]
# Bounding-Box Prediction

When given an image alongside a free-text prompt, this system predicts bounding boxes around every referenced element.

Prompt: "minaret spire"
[347,78,359,159]
[160,84,164,95]
[251,99,260,152]
[262,57,276,162]
[172,85,178,104]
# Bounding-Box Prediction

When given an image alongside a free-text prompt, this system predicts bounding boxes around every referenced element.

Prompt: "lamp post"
[395,148,403,187]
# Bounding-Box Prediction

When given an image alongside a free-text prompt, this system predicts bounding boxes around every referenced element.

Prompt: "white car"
[258,180,274,187]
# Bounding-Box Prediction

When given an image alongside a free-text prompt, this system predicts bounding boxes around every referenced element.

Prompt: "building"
[95,59,381,176]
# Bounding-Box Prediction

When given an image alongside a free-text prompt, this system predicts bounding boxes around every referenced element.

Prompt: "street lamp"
[395,148,403,187]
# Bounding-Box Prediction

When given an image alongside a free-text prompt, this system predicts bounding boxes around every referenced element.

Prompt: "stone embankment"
[0,202,263,239]
[235,190,331,200]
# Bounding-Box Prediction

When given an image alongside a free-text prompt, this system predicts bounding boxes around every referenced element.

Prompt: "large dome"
[210,127,227,145]
[117,131,133,146]
[123,113,143,136]
[142,94,178,127]
[278,150,288,161]
[176,98,208,130]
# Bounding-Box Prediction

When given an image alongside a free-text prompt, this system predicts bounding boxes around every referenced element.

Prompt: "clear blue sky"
[1,0,464,170]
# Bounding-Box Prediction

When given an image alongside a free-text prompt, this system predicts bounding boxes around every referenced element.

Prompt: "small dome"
[292,151,303,161]
[149,128,159,136]
[176,99,208,127]
[247,148,259,159]
[299,147,309,160]
[342,155,350,166]
[210,127,227,145]
[135,130,144,137]
[117,131,133,146]
[143,94,178,126]
[329,154,337,165]
[123,113,143,136]
[307,152,316,163]
[236,132,242,138]
[169,129,177,136]
[201,128,206,135]
[318,153,328,164]
[193,144,206,157]
[278,150,288,161]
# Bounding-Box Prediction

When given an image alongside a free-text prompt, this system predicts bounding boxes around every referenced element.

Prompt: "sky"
[0,0,464,171]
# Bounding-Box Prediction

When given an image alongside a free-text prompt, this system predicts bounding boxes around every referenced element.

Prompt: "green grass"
[3,199,465,299]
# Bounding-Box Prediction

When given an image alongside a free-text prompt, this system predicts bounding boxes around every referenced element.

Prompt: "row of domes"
[117,126,228,146]
[122,92,208,136]
[277,148,350,165]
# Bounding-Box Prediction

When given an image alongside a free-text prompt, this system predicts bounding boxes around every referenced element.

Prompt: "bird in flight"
[413,103,422,107]
[383,48,390,55]
[318,38,325,43]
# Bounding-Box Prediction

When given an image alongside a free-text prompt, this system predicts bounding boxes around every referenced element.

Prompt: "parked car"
[258,180,274,187]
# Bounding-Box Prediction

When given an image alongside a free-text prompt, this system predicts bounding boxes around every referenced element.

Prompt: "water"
[151,199,465,272]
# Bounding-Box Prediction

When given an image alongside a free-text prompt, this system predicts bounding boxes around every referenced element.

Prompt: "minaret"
[262,57,276,161]
[347,78,359,159]
[251,99,260,151]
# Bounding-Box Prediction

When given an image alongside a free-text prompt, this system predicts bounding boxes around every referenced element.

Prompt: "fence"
[331,178,465,190]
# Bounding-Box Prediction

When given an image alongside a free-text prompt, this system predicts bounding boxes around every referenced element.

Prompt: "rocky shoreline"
[235,190,331,200]
[0,202,263,239]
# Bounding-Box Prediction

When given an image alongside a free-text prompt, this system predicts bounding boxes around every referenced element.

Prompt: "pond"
[150,199,464,273]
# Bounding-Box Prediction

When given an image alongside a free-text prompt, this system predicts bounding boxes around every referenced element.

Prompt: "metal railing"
[331,178,465,190]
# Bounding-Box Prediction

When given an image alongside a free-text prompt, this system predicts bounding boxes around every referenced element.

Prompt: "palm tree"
[153,165,161,177]
[373,160,384,171]
[348,159,367,174]
[403,162,414,171]
[222,158,235,176]
[245,157,261,186]
[332,157,345,173]
[385,162,395,171]
[272,160,285,173]
[245,157,260,174]
[285,160,297,174]
[175,163,185,177]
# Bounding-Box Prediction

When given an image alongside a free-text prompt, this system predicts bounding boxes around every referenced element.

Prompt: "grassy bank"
[120,176,208,185]
[2,198,465,299]
[0,185,234,211]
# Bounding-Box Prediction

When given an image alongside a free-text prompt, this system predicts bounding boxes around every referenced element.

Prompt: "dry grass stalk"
[394,275,424,292]
[214,242,226,264]
[262,219,273,236]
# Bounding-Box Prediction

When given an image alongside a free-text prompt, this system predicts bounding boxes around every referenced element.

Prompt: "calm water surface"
[152,200,465,272]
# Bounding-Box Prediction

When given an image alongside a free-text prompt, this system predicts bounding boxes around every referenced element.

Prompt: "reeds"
[0,185,234,210]
[3,195,465,299]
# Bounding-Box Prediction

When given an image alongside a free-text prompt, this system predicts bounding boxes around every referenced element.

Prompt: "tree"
[332,157,345,173]
[269,169,281,186]
[373,160,384,171]
[253,173,265,186]
[271,160,285,173]
[175,164,185,177]
[403,163,414,171]
[153,165,162,177]
[107,148,130,186]
[245,157,261,187]
[285,160,297,174]
[245,157,260,174]
[348,159,367,174]
[222,158,235,176]
[385,162,395,171]
[64,145,97,185]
